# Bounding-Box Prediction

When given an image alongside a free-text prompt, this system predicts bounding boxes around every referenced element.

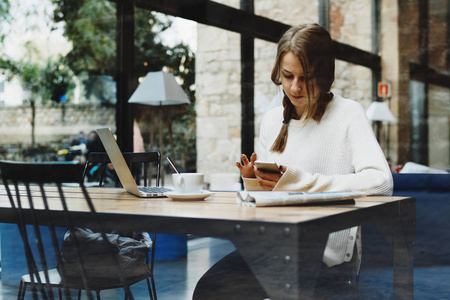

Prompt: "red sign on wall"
[378,82,391,98]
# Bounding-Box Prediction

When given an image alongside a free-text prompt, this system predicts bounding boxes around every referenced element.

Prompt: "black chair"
[81,152,161,187]
[81,152,161,298]
[0,161,156,300]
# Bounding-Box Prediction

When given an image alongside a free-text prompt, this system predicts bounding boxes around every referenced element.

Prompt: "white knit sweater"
[243,95,393,267]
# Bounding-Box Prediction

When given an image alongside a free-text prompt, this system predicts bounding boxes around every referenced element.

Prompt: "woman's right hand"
[235,153,257,178]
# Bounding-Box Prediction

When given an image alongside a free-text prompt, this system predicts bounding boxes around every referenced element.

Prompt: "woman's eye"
[299,76,313,82]
[283,74,293,79]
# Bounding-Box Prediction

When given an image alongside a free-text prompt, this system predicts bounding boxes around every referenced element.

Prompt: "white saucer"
[165,190,214,201]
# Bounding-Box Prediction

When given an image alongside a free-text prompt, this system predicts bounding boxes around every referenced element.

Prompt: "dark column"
[415,0,429,165]
[371,0,385,156]
[318,0,330,30]
[371,0,382,100]
[115,0,135,152]
[447,1,450,73]
[240,0,255,158]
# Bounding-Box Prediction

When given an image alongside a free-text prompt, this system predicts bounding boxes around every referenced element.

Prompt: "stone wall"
[0,104,115,146]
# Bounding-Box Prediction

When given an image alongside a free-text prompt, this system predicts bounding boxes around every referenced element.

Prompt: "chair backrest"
[0,160,133,300]
[81,151,161,187]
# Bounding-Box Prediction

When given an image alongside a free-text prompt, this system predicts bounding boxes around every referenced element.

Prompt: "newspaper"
[236,190,366,207]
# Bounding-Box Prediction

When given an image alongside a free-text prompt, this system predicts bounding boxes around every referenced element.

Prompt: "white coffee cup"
[172,173,204,194]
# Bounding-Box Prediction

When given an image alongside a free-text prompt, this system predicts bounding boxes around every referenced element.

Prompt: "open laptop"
[96,127,173,197]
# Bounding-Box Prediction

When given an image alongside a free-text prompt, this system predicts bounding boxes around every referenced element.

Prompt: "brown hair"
[270,23,335,152]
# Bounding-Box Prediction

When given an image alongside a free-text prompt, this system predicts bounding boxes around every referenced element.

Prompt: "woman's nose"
[291,79,302,93]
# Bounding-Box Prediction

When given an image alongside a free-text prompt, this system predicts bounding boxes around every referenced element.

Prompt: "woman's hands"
[236,153,287,191]
[254,165,287,190]
[236,153,257,178]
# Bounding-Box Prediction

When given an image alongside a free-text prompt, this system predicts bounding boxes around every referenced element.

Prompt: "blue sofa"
[362,173,450,267]
[391,173,450,266]
[359,173,450,298]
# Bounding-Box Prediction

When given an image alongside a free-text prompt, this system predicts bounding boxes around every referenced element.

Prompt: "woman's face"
[280,51,320,117]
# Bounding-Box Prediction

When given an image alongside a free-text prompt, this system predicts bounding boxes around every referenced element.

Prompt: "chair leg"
[123,286,134,300]
[352,273,361,300]
[16,281,22,300]
[150,277,157,300]
[124,286,131,300]
[17,280,24,300]
[145,278,153,300]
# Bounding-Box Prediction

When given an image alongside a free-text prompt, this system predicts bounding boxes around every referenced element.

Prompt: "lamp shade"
[366,101,397,123]
[128,71,190,106]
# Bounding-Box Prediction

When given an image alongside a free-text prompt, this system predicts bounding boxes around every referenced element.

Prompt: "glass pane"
[330,0,373,52]
[332,61,373,109]
[410,80,427,165]
[428,84,450,170]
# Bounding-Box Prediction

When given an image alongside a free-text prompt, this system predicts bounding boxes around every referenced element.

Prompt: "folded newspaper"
[236,190,366,207]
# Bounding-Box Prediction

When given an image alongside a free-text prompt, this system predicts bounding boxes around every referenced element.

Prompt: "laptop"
[96,127,173,197]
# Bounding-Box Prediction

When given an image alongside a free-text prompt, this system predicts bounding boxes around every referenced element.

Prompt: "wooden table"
[0,187,415,299]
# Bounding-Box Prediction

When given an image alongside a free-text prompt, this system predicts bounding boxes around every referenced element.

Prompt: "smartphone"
[254,160,280,173]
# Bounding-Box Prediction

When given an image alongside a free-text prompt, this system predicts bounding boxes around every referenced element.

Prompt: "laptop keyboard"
[139,186,173,194]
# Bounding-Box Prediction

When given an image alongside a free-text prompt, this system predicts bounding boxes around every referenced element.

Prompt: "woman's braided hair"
[270,23,335,153]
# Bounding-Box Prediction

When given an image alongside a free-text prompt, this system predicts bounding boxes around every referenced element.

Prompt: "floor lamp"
[128,71,190,184]
[366,100,397,157]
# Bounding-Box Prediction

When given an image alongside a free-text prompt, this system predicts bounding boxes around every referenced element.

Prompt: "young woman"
[194,23,393,299]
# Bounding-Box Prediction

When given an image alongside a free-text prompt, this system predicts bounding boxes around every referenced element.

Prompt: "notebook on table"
[96,127,173,198]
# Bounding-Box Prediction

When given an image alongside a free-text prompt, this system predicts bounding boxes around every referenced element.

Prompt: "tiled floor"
[148,237,236,299]
[0,237,236,300]
[1,237,449,299]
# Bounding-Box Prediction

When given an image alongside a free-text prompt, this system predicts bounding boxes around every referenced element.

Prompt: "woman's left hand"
[236,153,257,178]
[254,165,287,190]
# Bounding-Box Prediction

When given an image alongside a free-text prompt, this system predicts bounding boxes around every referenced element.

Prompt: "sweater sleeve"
[274,167,392,195]
[273,102,393,196]
[242,177,264,191]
